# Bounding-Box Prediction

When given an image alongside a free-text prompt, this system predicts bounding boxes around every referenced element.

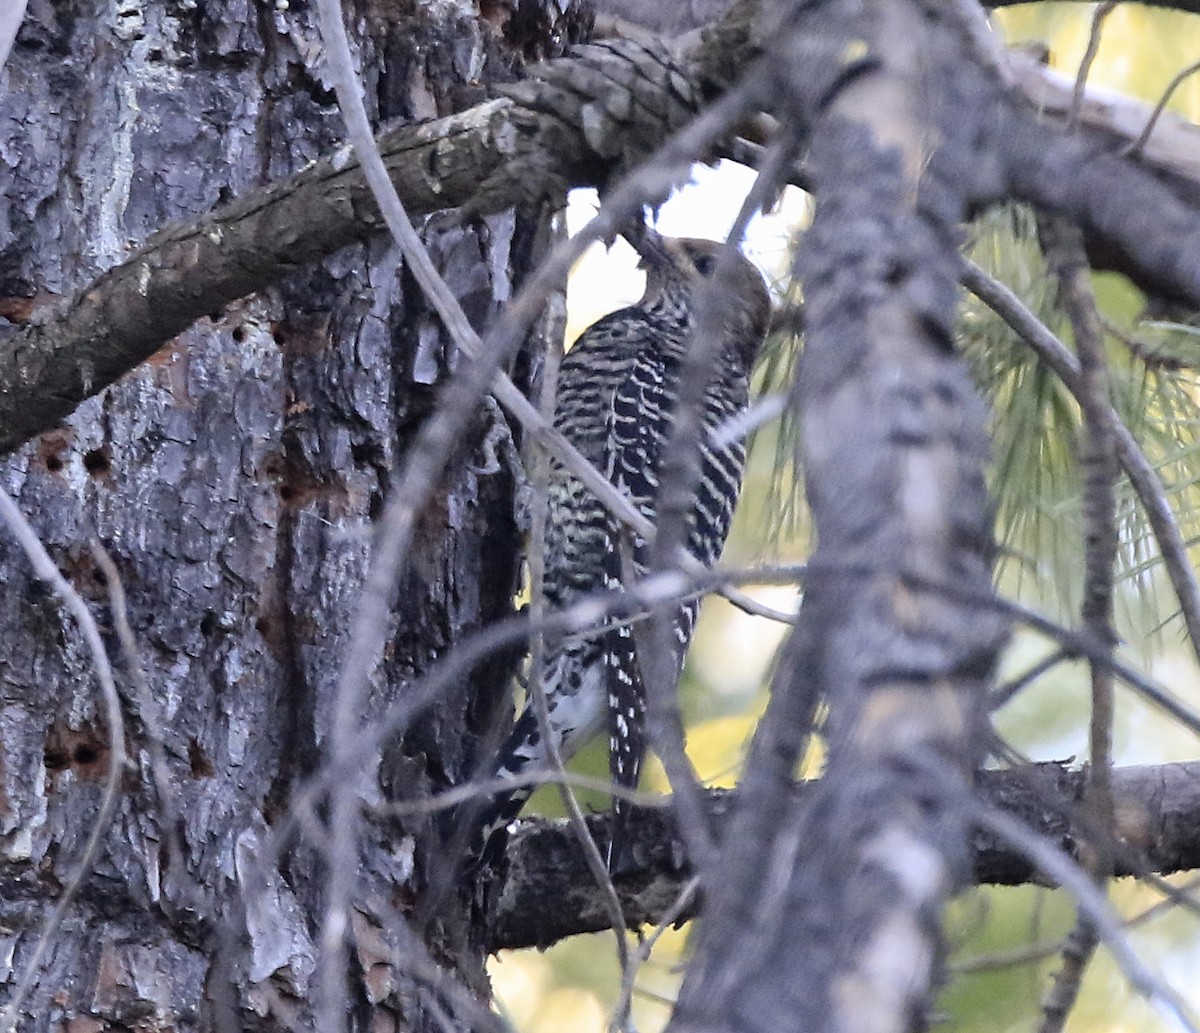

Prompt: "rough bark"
[669,5,1010,1032]
[4,2,1200,1032]
[0,1,585,1029]
[8,2,1200,460]
[0,17,753,457]
[490,761,1200,950]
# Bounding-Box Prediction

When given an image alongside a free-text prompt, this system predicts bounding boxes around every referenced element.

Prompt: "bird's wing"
[599,347,673,866]
[605,346,669,530]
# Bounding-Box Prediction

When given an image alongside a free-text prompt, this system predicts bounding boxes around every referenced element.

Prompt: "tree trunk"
[0,2,585,1028]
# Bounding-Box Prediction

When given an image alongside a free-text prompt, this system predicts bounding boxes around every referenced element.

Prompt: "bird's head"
[633,232,771,369]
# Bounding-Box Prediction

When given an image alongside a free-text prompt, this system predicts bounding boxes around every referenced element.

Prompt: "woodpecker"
[467,233,771,872]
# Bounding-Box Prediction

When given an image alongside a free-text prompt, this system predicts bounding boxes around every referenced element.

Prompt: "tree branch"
[0,759,1194,960]
[0,30,719,456]
[7,5,1200,457]
[488,761,1200,951]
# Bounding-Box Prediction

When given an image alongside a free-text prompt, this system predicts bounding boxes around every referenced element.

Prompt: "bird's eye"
[692,254,715,276]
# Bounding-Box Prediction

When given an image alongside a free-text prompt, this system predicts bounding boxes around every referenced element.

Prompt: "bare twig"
[1036,217,1118,1033]
[88,541,192,899]
[640,134,796,880]
[376,769,667,818]
[955,870,1200,975]
[953,936,1068,975]
[989,648,1070,711]
[345,561,804,810]
[921,571,1200,739]
[1123,59,1200,160]
[614,875,701,1023]
[350,890,513,1033]
[525,273,634,1020]
[0,492,129,1033]
[1067,2,1117,132]
[1100,314,1189,371]
[313,2,440,1023]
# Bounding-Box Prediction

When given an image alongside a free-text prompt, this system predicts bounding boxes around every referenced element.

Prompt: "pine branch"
[489,761,1200,951]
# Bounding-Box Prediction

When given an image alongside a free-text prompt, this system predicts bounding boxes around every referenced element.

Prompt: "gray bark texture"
[491,761,1200,950]
[666,7,1010,1033]
[0,1,587,1029]
[4,1,1200,1033]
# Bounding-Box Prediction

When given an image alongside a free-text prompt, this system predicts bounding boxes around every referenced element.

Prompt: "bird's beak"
[629,226,672,271]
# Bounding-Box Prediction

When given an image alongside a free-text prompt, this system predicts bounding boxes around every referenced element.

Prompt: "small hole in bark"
[351,442,374,468]
[83,447,111,478]
[45,722,109,781]
[188,739,215,778]
[37,431,73,474]
[199,612,218,638]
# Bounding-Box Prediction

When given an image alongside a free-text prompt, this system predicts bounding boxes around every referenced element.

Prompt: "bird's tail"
[445,704,545,876]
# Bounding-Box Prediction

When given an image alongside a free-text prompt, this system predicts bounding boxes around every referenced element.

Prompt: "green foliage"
[962,206,1200,646]
[939,886,1076,1032]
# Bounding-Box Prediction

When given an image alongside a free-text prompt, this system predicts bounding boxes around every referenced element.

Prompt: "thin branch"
[1036,217,1118,1033]
[989,648,1070,711]
[641,134,796,880]
[314,0,441,1023]
[87,540,193,903]
[1067,2,1117,132]
[375,769,668,818]
[1100,314,1190,372]
[928,573,1200,740]
[1123,59,1200,160]
[954,937,1068,976]
[614,876,701,1025]
[954,871,1200,975]
[0,491,129,1033]
[357,893,514,1033]
[525,262,634,1015]
[344,561,803,810]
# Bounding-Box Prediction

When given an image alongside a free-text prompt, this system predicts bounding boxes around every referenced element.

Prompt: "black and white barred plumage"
[469,234,771,871]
